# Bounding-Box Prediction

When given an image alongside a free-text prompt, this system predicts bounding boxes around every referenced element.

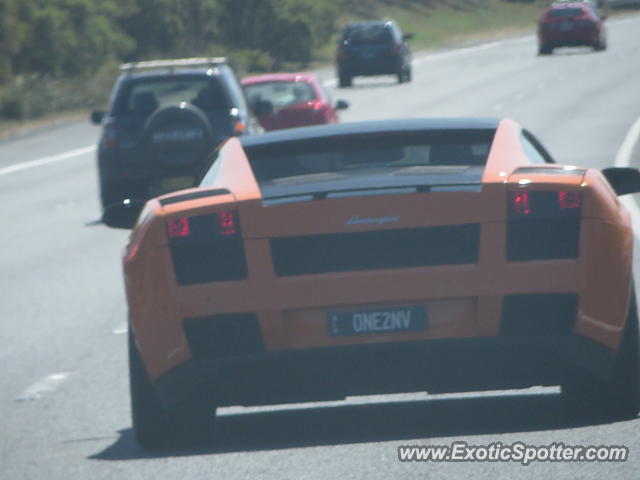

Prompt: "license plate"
[150,176,194,196]
[327,305,428,337]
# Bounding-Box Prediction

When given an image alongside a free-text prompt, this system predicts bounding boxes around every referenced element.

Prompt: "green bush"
[0,0,550,123]
[216,0,339,68]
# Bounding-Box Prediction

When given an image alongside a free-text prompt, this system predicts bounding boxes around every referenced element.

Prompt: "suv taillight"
[507,190,581,261]
[167,211,247,284]
[102,118,117,150]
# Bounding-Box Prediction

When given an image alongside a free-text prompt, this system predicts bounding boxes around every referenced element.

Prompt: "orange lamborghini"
[104,118,640,448]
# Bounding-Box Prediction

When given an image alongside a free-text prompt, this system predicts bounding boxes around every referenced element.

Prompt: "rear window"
[245,131,494,186]
[114,76,229,115]
[244,81,317,109]
[547,7,585,18]
[344,25,392,45]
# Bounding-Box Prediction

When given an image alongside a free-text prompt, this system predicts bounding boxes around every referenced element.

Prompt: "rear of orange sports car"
[121,118,640,448]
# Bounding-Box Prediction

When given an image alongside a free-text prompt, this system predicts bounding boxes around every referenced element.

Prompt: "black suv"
[336,20,413,88]
[91,57,260,209]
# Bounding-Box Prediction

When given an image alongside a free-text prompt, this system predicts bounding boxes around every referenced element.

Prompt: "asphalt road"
[2,15,640,480]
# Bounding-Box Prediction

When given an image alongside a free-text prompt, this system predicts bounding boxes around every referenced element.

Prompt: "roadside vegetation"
[0,0,567,127]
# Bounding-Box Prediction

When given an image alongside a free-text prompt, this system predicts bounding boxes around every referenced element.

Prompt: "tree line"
[0,0,340,83]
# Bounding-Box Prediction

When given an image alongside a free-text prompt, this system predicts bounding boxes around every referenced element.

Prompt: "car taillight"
[558,191,581,210]
[167,217,190,238]
[508,190,581,218]
[166,211,246,284]
[232,120,246,135]
[507,190,581,261]
[167,211,240,240]
[512,191,531,216]
[218,211,237,236]
[125,240,141,262]
[336,45,347,61]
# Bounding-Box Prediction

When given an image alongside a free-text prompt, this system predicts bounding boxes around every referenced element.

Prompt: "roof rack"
[119,57,227,72]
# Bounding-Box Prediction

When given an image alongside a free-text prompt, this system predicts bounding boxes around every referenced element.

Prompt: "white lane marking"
[615,116,640,237]
[412,41,503,66]
[612,16,640,26]
[113,323,128,335]
[0,145,95,177]
[17,372,72,401]
[53,200,76,211]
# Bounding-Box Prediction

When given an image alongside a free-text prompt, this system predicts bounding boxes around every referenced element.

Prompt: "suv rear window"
[114,76,230,115]
[344,25,392,45]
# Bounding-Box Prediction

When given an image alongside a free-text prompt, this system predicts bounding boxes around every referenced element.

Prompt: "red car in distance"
[538,2,607,55]
[241,73,349,131]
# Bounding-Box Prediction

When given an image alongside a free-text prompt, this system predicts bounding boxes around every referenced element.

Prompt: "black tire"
[562,286,640,421]
[129,330,214,449]
[397,64,411,83]
[338,74,352,88]
[100,187,125,211]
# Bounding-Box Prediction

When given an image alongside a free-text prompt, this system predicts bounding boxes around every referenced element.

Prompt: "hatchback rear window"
[344,25,392,45]
[244,81,317,109]
[547,7,585,18]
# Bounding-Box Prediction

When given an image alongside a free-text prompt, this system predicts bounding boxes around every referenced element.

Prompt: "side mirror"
[602,167,640,196]
[253,100,274,117]
[335,99,350,110]
[102,199,146,229]
[91,110,105,125]
[402,33,414,42]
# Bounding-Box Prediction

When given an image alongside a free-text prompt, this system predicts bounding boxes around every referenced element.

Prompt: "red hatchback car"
[538,2,607,55]
[241,73,349,131]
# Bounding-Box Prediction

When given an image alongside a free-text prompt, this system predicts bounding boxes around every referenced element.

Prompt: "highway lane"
[2,14,640,480]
